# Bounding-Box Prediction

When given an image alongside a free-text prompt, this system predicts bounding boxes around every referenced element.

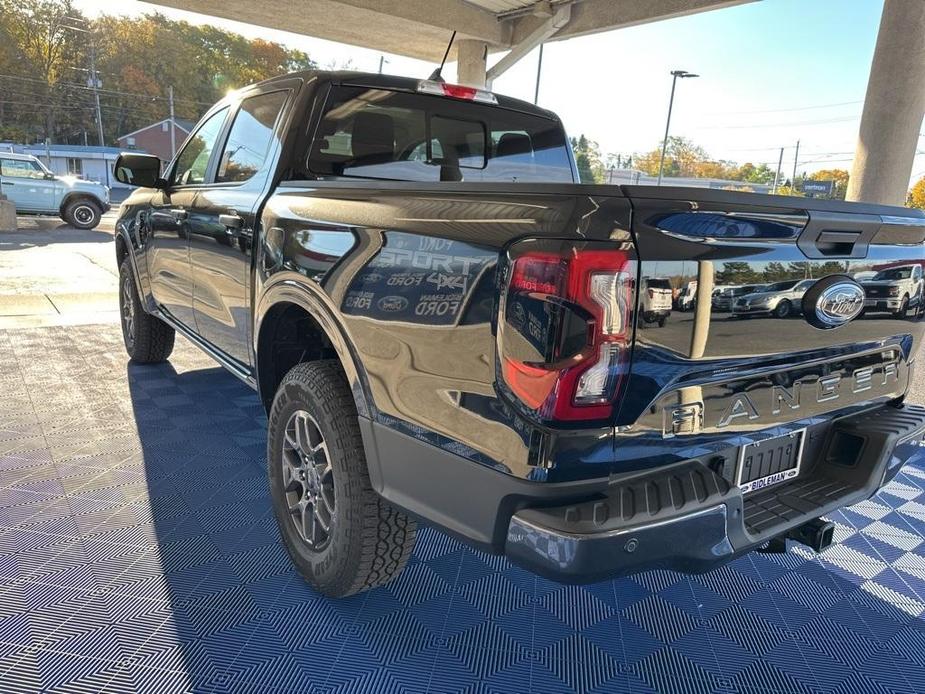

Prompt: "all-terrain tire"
[119,257,175,363]
[268,360,417,597]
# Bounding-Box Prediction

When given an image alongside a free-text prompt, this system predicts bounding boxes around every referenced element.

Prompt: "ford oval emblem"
[801,275,865,329]
[377,295,409,313]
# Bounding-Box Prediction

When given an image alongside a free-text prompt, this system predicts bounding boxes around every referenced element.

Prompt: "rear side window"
[217,91,288,183]
[308,86,574,183]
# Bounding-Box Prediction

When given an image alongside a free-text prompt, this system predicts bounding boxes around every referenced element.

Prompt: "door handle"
[219,213,243,229]
[170,208,188,221]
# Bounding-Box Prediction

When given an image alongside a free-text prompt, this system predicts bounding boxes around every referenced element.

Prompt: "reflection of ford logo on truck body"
[377,296,409,312]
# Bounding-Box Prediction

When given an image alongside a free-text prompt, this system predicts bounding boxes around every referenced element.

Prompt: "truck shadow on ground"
[125,360,925,693]
[0,227,113,249]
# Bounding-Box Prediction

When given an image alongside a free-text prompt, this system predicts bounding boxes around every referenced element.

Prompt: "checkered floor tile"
[1,324,924,693]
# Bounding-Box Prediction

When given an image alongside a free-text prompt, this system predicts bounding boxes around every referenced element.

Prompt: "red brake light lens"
[498,242,636,422]
[417,80,499,104]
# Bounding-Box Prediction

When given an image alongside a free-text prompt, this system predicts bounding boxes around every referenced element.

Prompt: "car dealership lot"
[0,226,924,692]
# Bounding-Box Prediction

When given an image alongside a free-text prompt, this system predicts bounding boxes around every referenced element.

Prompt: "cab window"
[308,86,574,183]
[173,107,228,185]
[0,158,46,179]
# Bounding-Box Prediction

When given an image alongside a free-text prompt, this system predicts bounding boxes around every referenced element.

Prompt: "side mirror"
[114,153,164,188]
[44,173,55,180]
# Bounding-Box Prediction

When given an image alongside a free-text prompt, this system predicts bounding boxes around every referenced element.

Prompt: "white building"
[0,143,133,189]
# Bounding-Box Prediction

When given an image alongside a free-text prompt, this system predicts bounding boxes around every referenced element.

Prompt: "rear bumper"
[504,404,925,583]
[864,298,901,310]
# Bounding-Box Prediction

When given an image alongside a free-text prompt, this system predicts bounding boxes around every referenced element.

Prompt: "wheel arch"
[59,192,102,218]
[255,279,373,419]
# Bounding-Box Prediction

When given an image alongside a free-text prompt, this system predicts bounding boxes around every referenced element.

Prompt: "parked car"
[861,264,924,318]
[731,278,815,318]
[713,284,765,312]
[640,277,672,327]
[0,152,110,229]
[113,70,925,596]
[676,280,698,311]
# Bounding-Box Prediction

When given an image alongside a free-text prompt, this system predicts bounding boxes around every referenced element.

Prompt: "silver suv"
[0,152,110,229]
[731,278,815,318]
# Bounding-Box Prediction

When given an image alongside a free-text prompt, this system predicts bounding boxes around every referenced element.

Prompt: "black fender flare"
[254,274,374,419]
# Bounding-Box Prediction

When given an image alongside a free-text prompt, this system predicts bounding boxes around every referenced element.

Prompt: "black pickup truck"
[113,71,925,597]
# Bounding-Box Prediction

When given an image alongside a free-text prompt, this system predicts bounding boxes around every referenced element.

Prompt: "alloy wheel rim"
[281,409,335,550]
[121,276,135,346]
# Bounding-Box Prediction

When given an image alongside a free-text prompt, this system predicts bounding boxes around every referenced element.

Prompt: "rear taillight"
[647,288,654,298]
[498,241,636,422]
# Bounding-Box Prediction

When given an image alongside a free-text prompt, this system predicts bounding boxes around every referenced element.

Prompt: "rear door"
[187,86,292,367]
[620,187,925,437]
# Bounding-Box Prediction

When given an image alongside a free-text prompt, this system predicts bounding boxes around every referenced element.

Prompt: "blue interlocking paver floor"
[1,324,924,693]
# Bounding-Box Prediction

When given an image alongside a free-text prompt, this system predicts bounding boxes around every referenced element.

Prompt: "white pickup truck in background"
[860,264,924,318]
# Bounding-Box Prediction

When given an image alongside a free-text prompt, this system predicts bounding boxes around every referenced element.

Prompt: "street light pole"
[657,69,699,186]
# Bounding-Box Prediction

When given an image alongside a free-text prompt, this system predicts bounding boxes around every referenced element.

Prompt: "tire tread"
[271,361,416,597]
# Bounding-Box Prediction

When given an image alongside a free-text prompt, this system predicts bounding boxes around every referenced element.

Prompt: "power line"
[0,73,214,106]
[692,116,859,130]
[701,99,863,117]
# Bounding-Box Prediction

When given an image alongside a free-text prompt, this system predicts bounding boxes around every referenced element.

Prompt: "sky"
[73,0,925,180]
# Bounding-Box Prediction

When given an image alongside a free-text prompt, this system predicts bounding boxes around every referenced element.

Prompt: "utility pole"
[791,139,800,191]
[168,85,177,159]
[534,43,544,104]
[88,43,104,146]
[772,146,784,194]
[657,70,699,185]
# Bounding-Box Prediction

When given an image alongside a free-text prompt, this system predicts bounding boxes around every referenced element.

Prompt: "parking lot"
[1,220,924,692]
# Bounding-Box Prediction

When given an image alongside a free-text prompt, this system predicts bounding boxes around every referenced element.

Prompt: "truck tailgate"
[619,186,925,438]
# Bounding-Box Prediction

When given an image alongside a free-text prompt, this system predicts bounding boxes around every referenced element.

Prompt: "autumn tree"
[571,134,604,183]
[0,0,316,145]
[907,177,925,209]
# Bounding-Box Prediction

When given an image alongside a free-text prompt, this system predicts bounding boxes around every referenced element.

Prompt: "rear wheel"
[268,361,417,597]
[63,198,102,230]
[774,300,792,319]
[119,258,175,363]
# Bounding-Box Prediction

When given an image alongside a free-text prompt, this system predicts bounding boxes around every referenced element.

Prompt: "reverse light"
[417,80,499,104]
[498,242,636,422]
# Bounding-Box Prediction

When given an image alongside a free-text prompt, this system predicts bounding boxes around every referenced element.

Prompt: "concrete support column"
[456,39,488,88]
[0,196,16,232]
[847,0,925,206]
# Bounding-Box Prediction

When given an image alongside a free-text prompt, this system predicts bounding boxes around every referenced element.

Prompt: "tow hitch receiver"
[789,518,836,553]
[759,518,836,555]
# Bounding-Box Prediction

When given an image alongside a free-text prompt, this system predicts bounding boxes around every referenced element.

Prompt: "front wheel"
[268,361,417,597]
[895,295,909,319]
[63,198,102,230]
[119,257,175,363]
[774,300,792,319]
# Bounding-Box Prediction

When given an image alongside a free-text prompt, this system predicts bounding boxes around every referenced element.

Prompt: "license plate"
[736,430,805,494]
